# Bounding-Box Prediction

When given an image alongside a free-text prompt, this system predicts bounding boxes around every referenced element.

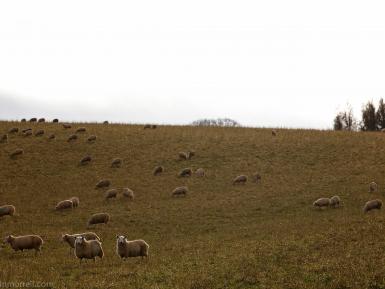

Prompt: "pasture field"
[1,121,385,289]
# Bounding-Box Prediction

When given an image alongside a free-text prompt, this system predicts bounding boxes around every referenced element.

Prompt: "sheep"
[63,124,72,129]
[364,199,382,213]
[369,182,378,193]
[179,168,192,177]
[38,118,45,123]
[122,188,134,200]
[153,166,164,176]
[0,205,16,217]
[55,200,74,210]
[95,179,111,189]
[252,172,262,183]
[80,156,92,166]
[22,128,32,133]
[87,135,97,142]
[151,125,157,129]
[48,134,56,140]
[8,127,19,134]
[187,151,195,159]
[62,232,100,254]
[29,118,37,122]
[233,175,247,185]
[10,148,24,159]
[105,189,118,200]
[87,213,110,226]
[23,131,32,137]
[76,127,86,133]
[195,168,205,177]
[3,235,43,255]
[103,120,109,124]
[144,124,152,129]
[0,134,8,143]
[70,197,79,208]
[53,118,59,123]
[116,236,149,259]
[111,158,122,168]
[179,152,189,160]
[329,196,341,208]
[21,118,26,122]
[34,129,45,136]
[67,134,78,142]
[272,130,277,136]
[74,236,104,262]
[172,186,188,197]
[313,198,330,208]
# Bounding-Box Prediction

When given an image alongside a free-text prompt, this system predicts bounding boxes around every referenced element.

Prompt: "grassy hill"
[1,121,385,289]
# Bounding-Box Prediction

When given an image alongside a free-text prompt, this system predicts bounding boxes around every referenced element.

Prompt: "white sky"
[1,1,385,128]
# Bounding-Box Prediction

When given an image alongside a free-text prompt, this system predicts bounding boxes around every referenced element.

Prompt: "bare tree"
[361,101,377,131]
[376,98,385,130]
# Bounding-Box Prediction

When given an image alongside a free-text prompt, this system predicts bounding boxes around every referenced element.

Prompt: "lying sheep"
[48,134,56,140]
[179,168,192,177]
[29,118,37,122]
[153,166,164,176]
[23,131,32,137]
[195,168,205,177]
[0,205,16,217]
[172,186,188,197]
[313,198,330,208]
[67,134,78,142]
[80,156,92,166]
[3,235,43,255]
[55,200,73,210]
[8,127,19,134]
[252,173,262,183]
[34,129,45,136]
[329,196,341,208]
[74,236,104,262]
[10,148,24,159]
[70,197,79,208]
[122,188,134,200]
[364,199,382,213]
[369,182,378,193]
[76,127,86,133]
[62,232,100,254]
[38,118,45,123]
[87,135,97,142]
[95,179,111,189]
[0,134,8,143]
[105,189,118,200]
[111,158,122,168]
[87,213,110,226]
[63,124,72,129]
[116,236,149,259]
[233,175,247,185]
[53,118,59,123]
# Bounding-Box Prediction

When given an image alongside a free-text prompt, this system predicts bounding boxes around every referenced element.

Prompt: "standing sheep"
[233,175,247,185]
[76,127,86,133]
[369,182,378,193]
[70,197,80,208]
[111,158,122,168]
[0,134,8,143]
[153,166,164,176]
[21,118,26,122]
[8,127,19,134]
[34,129,45,136]
[95,179,111,189]
[53,118,59,123]
[179,168,192,177]
[29,118,37,122]
[0,205,16,217]
[195,168,205,177]
[38,118,45,123]
[87,135,97,142]
[62,232,100,254]
[80,156,92,166]
[10,148,24,159]
[116,236,149,259]
[364,199,382,213]
[87,213,110,227]
[3,235,43,255]
[103,121,109,124]
[329,196,341,208]
[172,186,188,197]
[74,236,104,262]
[67,134,78,142]
[122,188,134,200]
[55,200,74,210]
[313,198,330,208]
[105,189,118,200]
[48,134,56,140]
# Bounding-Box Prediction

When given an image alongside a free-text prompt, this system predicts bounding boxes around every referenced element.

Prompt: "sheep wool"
[116,236,149,259]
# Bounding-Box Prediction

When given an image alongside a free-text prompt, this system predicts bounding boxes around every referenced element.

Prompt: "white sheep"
[116,236,149,259]
[87,213,110,227]
[95,179,111,189]
[122,188,134,200]
[172,186,188,197]
[111,158,122,168]
[0,205,16,217]
[9,148,24,159]
[55,200,73,210]
[233,175,247,185]
[3,235,43,255]
[369,182,378,193]
[70,197,79,208]
[195,168,205,177]
[74,236,104,262]
[364,199,382,213]
[105,189,118,200]
[313,198,330,208]
[80,156,92,166]
[329,196,341,208]
[62,232,100,254]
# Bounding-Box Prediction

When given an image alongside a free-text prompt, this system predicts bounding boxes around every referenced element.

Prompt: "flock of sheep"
[0,119,383,264]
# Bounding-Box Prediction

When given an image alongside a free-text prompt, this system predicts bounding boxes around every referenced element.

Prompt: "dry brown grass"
[1,121,385,288]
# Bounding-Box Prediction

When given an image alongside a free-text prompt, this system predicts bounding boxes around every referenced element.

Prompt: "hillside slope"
[1,121,385,289]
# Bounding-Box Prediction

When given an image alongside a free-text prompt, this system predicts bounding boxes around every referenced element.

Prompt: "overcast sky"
[1,1,385,128]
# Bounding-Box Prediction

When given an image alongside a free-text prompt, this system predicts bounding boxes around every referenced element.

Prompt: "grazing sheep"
[103,120,109,124]
[313,198,330,208]
[95,179,111,189]
[364,199,382,213]
[55,200,74,210]
[34,129,45,136]
[22,128,32,133]
[23,131,32,137]
[63,124,72,129]
[329,196,341,208]
[233,175,248,185]
[179,168,192,177]
[87,135,97,142]
[38,118,45,123]
[272,130,277,136]
[179,152,189,160]
[70,197,79,208]
[10,148,24,159]
[172,186,188,197]
[252,173,262,183]
[48,134,56,140]
[74,236,104,262]
[62,232,100,254]
[0,134,8,143]
[29,118,37,122]
[8,127,19,134]
[105,189,118,200]
[0,205,16,217]
[76,127,86,133]
[53,118,59,123]
[153,166,164,176]
[3,235,43,255]
[122,188,134,200]
[80,156,92,166]
[195,168,205,177]
[116,236,149,259]
[21,118,26,122]
[369,182,378,193]
[144,124,152,129]
[87,213,110,226]
[67,134,78,142]
[111,158,122,168]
